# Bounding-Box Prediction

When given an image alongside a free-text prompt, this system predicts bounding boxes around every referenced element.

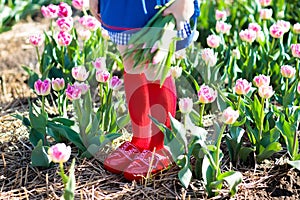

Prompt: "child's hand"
[163,0,194,30]
[89,0,100,21]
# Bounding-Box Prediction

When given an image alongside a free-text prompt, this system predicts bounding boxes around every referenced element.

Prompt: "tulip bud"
[260,9,273,20]
[48,143,71,163]
[293,23,300,34]
[41,4,58,19]
[109,76,122,91]
[259,0,272,7]
[92,57,106,71]
[234,78,252,95]
[57,31,72,46]
[207,34,221,48]
[291,44,300,58]
[201,48,218,67]
[96,70,110,83]
[29,33,44,47]
[280,65,296,78]
[258,85,274,99]
[52,78,65,91]
[253,74,270,87]
[170,66,182,79]
[239,29,257,43]
[56,17,73,32]
[72,66,89,81]
[74,81,90,94]
[222,107,239,125]
[179,98,193,114]
[66,84,82,100]
[215,10,227,21]
[72,0,89,11]
[216,21,232,34]
[198,85,217,104]
[58,2,72,17]
[34,79,51,96]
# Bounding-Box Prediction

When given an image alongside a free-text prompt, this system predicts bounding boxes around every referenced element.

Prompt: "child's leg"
[123,73,151,150]
[147,76,177,151]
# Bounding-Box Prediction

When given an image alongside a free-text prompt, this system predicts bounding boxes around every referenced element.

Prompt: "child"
[89,0,196,181]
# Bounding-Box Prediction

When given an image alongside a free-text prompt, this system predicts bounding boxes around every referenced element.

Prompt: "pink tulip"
[72,66,89,81]
[276,20,290,33]
[92,57,106,71]
[77,29,91,41]
[74,82,90,94]
[109,76,122,91]
[259,0,272,7]
[258,85,274,99]
[291,44,300,58]
[34,79,51,96]
[179,98,193,114]
[215,10,227,21]
[150,41,159,53]
[152,50,168,65]
[58,2,72,17]
[297,82,300,94]
[198,85,217,104]
[41,4,58,19]
[270,24,284,38]
[66,84,82,100]
[253,74,270,87]
[234,78,252,95]
[280,65,296,78]
[72,0,89,11]
[170,66,182,78]
[232,48,241,60]
[216,21,232,34]
[260,9,273,20]
[248,23,261,33]
[201,48,218,67]
[96,70,110,83]
[52,78,65,91]
[222,107,239,125]
[57,31,72,46]
[101,29,110,40]
[239,29,257,43]
[56,17,73,32]
[29,33,44,46]
[78,15,100,31]
[174,49,186,60]
[48,143,71,163]
[293,23,300,34]
[206,34,221,48]
[256,31,265,43]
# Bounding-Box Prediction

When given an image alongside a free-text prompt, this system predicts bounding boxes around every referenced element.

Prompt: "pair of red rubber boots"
[104,141,173,181]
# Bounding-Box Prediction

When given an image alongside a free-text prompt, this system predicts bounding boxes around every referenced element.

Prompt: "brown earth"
[0,19,300,200]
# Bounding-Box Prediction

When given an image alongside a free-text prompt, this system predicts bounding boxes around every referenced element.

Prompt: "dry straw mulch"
[1,113,300,200]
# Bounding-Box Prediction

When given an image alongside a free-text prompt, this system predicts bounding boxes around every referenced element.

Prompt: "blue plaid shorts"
[107,22,192,45]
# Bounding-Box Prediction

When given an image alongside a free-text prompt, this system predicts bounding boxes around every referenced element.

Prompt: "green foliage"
[63,158,76,200]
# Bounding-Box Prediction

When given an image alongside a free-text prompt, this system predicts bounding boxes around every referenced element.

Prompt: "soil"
[1,19,300,200]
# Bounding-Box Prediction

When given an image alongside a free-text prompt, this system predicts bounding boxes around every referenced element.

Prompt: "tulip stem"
[59,162,68,186]
[296,58,299,80]
[61,46,65,71]
[285,78,289,94]
[41,95,45,114]
[237,95,242,111]
[259,97,265,145]
[35,46,42,74]
[199,103,205,127]
[215,124,227,179]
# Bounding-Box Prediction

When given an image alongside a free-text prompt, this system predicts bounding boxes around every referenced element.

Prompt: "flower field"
[1,0,300,199]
